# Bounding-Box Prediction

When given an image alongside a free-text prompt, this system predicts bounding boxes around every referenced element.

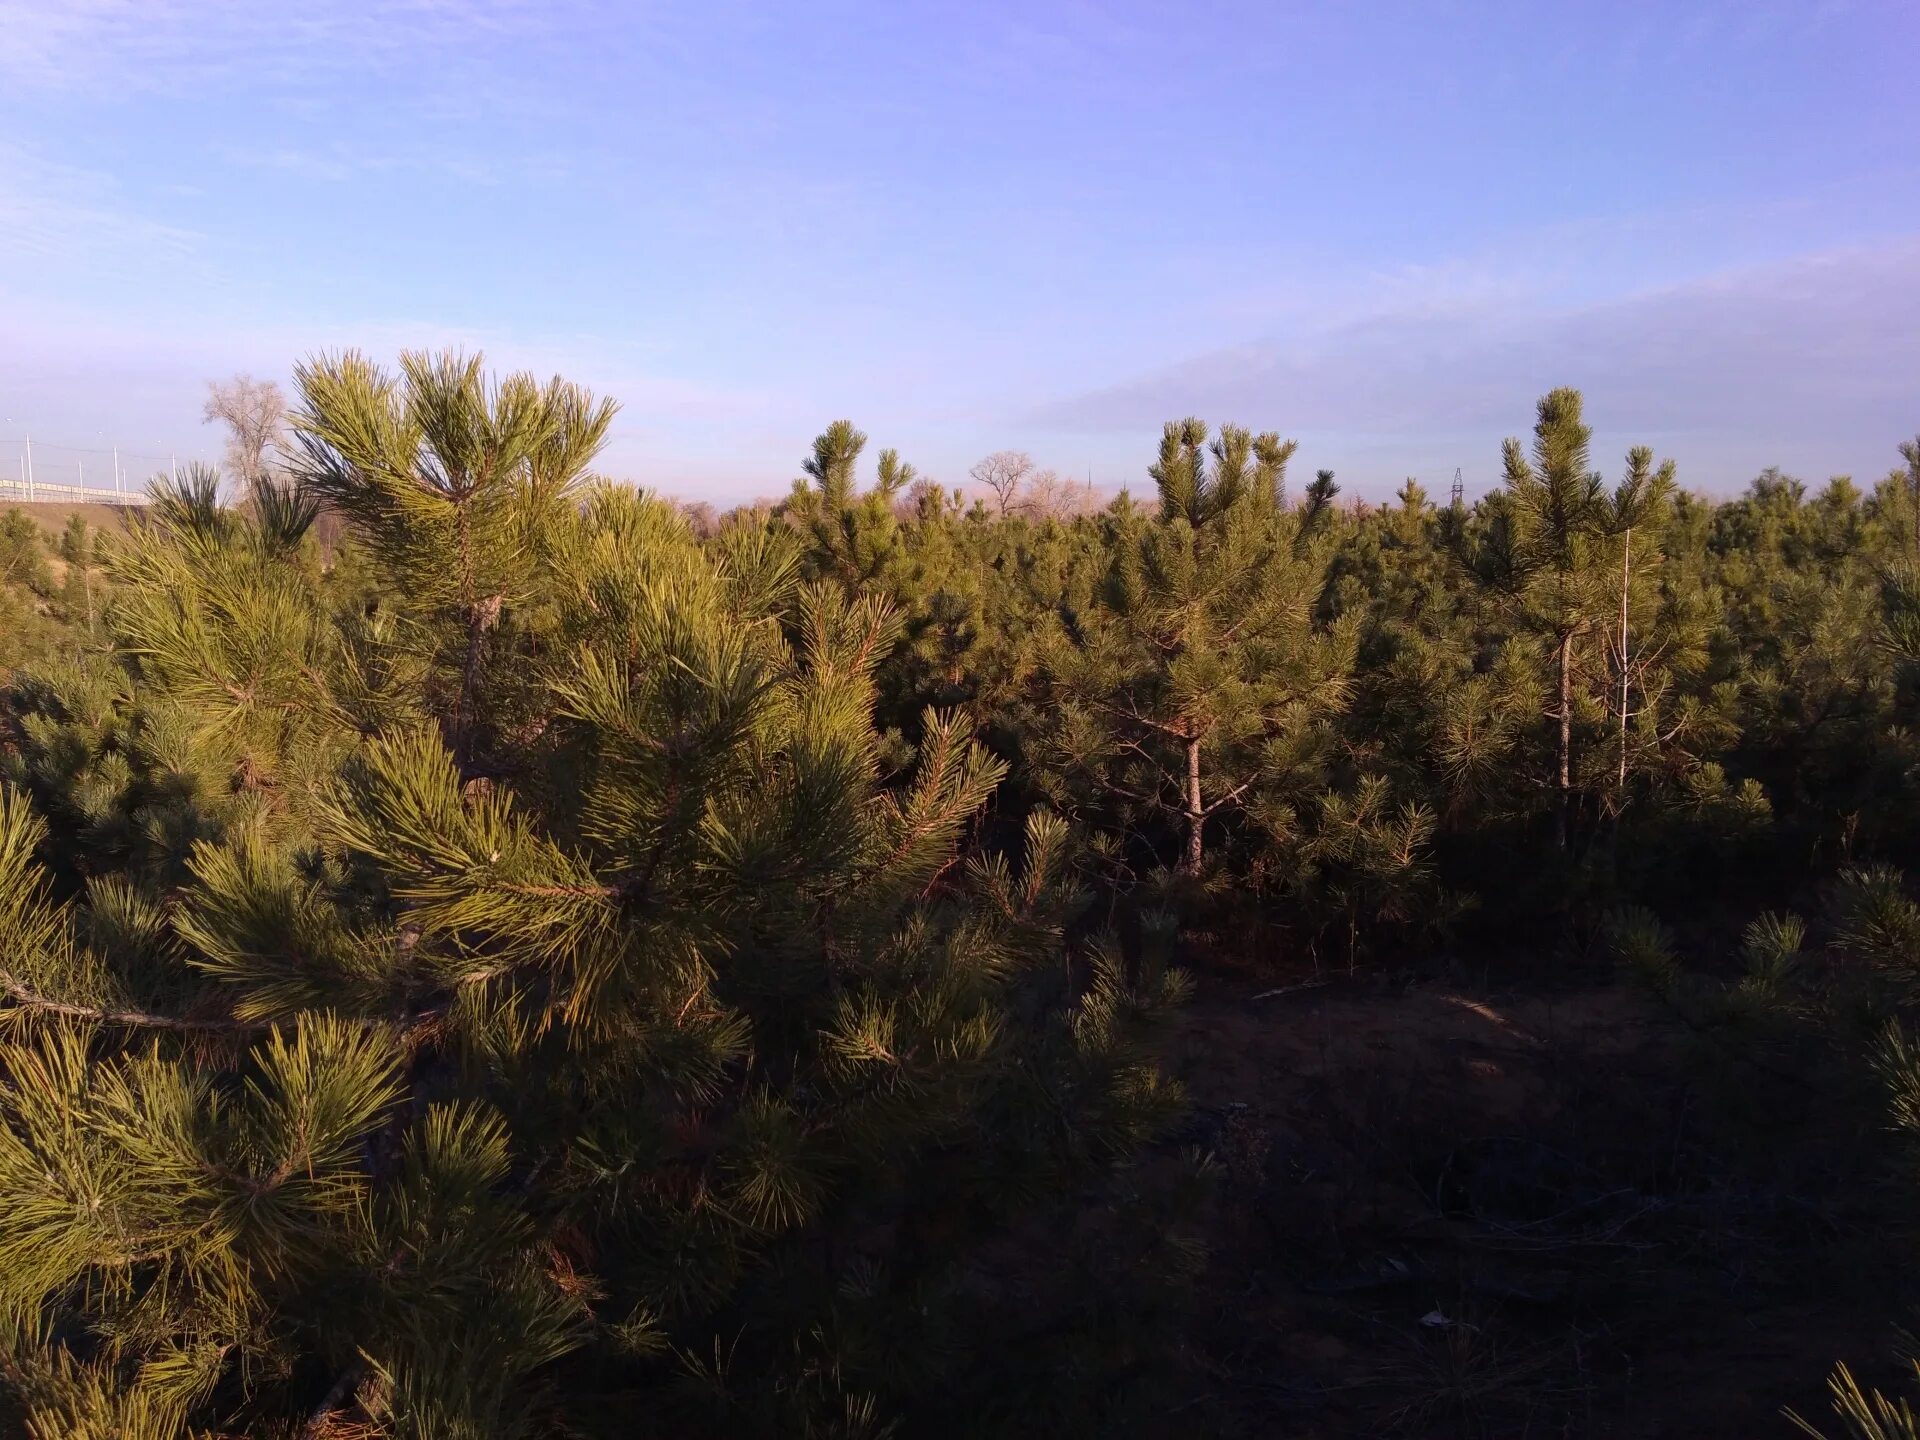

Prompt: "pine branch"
[1200,773,1262,817]
[1092,697,1192,740]
[0,970,269,1033]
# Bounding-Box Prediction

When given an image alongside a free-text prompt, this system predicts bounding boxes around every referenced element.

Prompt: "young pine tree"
[782,419,916,593]
[288,349,618,775]
[1034,419,1352,880]
[1454,389,1717,853]
[0,509,61,674]
[0,356,1187,1440]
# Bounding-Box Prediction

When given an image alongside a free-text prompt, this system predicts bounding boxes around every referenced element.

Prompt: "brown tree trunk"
[1556,630,1573,851]
[455,593,504,772]
[1183,732,1205,876]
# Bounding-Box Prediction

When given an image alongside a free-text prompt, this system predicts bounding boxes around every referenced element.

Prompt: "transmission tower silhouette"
[1449,467,1464,509]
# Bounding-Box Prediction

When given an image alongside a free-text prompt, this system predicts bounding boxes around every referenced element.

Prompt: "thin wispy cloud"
[0,0,1915,499]
[217,143,502,186]
[0,144,203,275]
[1029,239,1920,490]
[0,0,554,94]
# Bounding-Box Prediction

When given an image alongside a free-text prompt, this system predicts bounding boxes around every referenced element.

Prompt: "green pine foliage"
[1,509,79,674]
[8,361,1920,1433]
[1029,420,1353,888]
[0,357,1188,1439]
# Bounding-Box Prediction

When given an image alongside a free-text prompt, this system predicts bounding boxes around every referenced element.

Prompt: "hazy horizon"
[4,0,1918,502]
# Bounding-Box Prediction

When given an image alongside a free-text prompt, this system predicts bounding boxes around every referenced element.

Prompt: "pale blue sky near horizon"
[2,0,1917,502]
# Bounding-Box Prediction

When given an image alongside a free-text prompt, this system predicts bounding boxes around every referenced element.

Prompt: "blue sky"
[3,0,1917,501]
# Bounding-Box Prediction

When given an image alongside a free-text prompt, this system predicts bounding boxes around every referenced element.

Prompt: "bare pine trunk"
[1183,733,1204,876]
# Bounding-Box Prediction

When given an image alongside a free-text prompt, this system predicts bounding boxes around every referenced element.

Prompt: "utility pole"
[113,445,122,493]
[1449,467,1464,509]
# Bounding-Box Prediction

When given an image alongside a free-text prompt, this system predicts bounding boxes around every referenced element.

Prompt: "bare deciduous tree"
[203,374,287,500]
[969,449,1034,518]
[1025,468,1067,520]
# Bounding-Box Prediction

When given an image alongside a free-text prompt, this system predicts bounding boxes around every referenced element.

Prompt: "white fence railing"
[0,479,150,507]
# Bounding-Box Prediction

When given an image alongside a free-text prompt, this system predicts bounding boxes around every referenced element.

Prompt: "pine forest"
[8,354,1920,1438]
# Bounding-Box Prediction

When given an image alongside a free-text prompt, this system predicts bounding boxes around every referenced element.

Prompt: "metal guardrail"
[0,479,151,507]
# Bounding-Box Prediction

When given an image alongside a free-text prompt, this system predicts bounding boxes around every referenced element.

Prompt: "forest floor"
[1146,969,1900,1438]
